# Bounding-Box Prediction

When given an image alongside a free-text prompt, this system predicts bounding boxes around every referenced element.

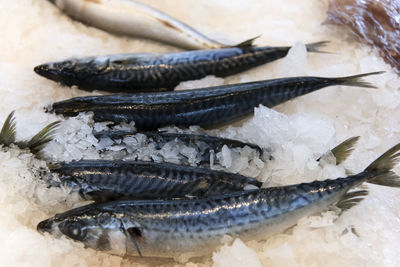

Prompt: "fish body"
[37,142,400,257]
[49,0,226,50]
[49,72,380,130]
[34,42,325,92]
[50,160,262,201]
[94,130,264,164]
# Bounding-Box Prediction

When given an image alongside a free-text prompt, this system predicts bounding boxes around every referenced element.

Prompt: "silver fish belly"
[37,142,400,257]
[50,0,226,49]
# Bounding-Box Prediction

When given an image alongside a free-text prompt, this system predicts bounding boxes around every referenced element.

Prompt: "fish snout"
[34,64,60,81]
[37,218,54,234]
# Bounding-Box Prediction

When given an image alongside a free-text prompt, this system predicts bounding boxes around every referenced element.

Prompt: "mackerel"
[34,41,326,92]
[49,72,382,130]
[37,142,400,257]
[50,160,262,202]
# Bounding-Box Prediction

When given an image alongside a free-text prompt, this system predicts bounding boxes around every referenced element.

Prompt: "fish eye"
[59,221,87,241]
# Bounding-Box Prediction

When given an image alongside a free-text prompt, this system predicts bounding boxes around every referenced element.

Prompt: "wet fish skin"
[34,42,325,93]
[50,160,262,202]
[94,130,264,164]
[48,0,226,50]
[49,72,381,130]
[37,142,400,257]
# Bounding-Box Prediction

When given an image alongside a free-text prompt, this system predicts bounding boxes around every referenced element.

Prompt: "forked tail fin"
[336,142,400,213]
[332,72,384,89]
[364,143,400,187]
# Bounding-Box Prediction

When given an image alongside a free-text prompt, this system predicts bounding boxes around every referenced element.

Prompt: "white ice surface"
[1,0,400,266]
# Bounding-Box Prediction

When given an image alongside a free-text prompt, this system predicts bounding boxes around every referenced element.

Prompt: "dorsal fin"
[232,35,260,48]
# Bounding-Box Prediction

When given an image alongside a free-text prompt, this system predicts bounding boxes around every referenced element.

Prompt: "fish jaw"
[37,218,55,234]
[37,217,66,239]
[34,60,83,87]
[34,63,62,82]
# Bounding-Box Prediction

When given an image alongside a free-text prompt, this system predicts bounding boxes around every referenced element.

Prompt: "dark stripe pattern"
[52,160,262,201]
[52,76,341,129]
[44,173,364,256]
[35,46,291,92]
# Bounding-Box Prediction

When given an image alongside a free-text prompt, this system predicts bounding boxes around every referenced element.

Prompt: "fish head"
[34,59,82,86]
[37,205,125,251]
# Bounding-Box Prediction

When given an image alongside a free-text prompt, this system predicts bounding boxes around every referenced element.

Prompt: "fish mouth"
[34,64,61,82]
[37,218,54,234]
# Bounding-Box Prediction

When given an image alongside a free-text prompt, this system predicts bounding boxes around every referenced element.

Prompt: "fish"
[49,159,262,202]
[94,130,264,165]
[0,111,60,159]
[48,136,358,202]
[34,40,327,93]
[325,0,400,74]
[47,0,229,50]
[37,142,400,258]
[48,72,382,130]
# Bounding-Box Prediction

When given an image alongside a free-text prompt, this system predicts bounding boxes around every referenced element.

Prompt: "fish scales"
[34,45,308,92]
[37,177,358,257]
[51,160,262,201]
[39,142,400,257]
[50,73,380,129]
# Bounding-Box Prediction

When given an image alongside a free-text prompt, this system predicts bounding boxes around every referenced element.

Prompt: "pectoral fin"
[125,227,144,257]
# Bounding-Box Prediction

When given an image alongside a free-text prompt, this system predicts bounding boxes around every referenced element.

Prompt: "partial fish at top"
[48,0,228,50]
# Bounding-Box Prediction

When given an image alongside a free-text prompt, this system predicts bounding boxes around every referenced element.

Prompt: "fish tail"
[331,136,360,165]
[331,71,384,89]
[336,142,400,212]
[18,121,61,158]
[305,41,330,53]
[363,143,400,187]
[0,111,17,147]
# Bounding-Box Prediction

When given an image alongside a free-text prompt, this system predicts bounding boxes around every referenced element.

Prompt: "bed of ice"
[1,0,400,266]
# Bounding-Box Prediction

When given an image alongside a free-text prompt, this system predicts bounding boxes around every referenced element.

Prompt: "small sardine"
[48,0,227,50]
[33,41,326,93]
[37,142,400,257]
[49,160,262,202]
[94,130,264,165]
[48,72,382,130]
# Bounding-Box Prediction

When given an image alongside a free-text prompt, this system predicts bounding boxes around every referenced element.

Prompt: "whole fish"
[37,142,400,257]
[49,137,357,202]
[33,41,326,93]
[48,72,382,130]
[94,130,264,164]
[50,160,262,202]
[48,0,227,50]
